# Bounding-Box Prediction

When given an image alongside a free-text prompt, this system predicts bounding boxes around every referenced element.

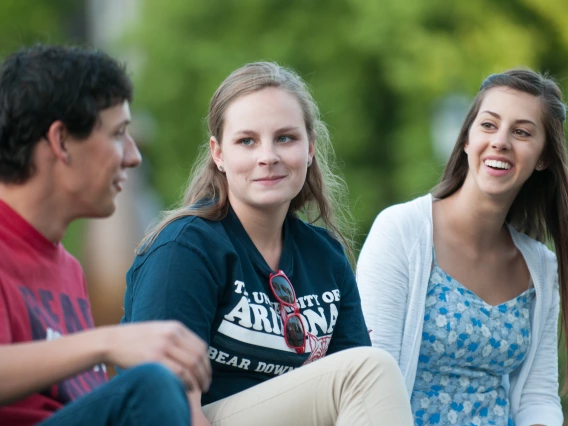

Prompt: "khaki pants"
[203,347,412,425]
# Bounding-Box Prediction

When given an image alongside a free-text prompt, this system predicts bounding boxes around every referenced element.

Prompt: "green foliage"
[130,0,568,246]
[0,0,81,57]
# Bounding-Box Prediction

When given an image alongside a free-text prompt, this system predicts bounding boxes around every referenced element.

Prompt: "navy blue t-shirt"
[121,208,371,405]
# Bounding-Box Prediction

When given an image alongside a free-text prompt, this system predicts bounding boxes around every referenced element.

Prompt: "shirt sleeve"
[125,241,222,345]
[0,279,12,344]
[511,248,563,426]
[326,258,371,354]
[356,207,409,363]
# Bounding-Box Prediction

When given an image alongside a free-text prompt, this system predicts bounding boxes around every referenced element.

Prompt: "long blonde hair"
[139,62,356,263]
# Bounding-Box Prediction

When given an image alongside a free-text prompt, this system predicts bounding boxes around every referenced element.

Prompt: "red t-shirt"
[0,200,107,425]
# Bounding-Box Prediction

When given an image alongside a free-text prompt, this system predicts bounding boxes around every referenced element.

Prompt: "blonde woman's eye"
[277,135,293,143]
[240,138,254,146]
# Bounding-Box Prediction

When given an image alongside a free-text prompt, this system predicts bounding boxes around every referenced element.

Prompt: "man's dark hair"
[0,44,133,183]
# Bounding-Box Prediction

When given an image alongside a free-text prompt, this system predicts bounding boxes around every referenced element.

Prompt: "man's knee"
[116,363,191,424]
[124,363,186,397]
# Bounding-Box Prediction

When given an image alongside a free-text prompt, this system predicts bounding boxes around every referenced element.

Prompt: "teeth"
[484,159,511,170]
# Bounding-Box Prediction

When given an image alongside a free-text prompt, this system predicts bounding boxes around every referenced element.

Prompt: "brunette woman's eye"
[240,138,254,146]
[481,122,496,130]
[513,129,531,137]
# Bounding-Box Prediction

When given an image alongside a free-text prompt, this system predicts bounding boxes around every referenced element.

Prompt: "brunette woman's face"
[463,87,546,200]
[210,87,314,217]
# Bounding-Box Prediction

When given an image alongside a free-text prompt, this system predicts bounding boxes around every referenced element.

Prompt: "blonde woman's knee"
[334,346,398,370]
[327,347,405,390]
[330,347,412,425]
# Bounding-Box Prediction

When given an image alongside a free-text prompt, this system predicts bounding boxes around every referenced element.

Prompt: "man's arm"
[0,321,211,405]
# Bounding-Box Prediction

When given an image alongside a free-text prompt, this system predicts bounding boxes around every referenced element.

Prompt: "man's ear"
[45,121,71,164]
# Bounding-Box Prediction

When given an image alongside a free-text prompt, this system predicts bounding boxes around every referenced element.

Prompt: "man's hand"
[102,321,211,392]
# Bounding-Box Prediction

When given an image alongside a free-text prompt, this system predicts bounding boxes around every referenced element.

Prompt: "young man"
[0,45,211,426]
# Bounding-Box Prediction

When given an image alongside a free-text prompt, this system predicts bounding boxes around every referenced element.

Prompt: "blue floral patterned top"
[410,251,535,426]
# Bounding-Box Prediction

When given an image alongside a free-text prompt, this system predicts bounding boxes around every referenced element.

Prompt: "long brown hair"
[139,62,356,263]
[433,69,568,387]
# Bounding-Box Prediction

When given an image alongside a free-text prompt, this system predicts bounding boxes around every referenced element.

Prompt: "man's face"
[63,100,141,217]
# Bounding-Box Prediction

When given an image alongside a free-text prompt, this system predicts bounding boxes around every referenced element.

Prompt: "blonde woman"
[121,62,412,426]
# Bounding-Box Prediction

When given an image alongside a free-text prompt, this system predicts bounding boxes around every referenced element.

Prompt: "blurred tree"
[130,0,568,248]
[0,0,84,57]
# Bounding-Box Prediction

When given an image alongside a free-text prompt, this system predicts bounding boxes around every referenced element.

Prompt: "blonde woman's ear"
[210,136,224,170]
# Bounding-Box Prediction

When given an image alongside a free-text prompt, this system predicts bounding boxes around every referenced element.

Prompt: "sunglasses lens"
[285,316,305,348]
[271,275,294,304]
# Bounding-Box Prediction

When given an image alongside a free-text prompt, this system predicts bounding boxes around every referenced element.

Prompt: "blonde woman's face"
[210,87,314,217]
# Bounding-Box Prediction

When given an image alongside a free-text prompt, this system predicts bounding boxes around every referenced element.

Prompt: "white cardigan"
[357,194,562,426]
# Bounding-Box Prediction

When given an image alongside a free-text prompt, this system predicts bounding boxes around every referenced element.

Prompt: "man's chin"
[85,202,117,219]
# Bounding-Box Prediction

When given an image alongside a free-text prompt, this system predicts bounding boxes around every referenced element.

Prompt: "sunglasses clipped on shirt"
[269,270,306,354]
